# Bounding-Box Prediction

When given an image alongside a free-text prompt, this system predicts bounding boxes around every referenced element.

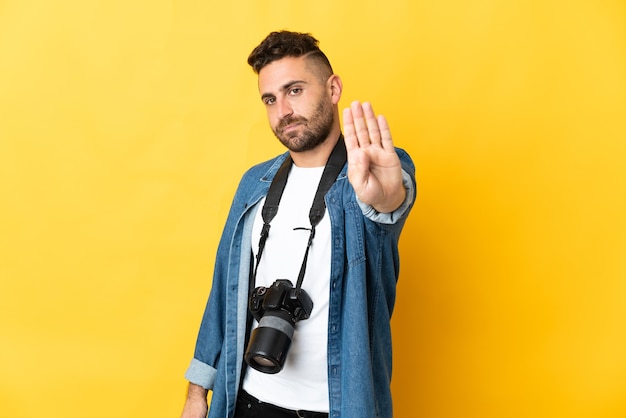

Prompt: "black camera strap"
[252,135,347,291]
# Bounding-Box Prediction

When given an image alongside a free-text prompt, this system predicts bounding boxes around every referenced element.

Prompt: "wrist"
[186,383,208,402]
[372,186,406,214]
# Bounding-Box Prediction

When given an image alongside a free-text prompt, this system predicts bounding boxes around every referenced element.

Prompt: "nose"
[276,98,293,120]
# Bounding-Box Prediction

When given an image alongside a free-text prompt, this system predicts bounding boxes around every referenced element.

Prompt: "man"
[181,31,416,418]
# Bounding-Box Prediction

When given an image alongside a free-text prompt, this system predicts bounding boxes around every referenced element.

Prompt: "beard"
[272,97,334,153]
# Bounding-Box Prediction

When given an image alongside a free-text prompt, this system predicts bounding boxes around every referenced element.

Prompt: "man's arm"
[180,382,208,418]
[343,101,407,213]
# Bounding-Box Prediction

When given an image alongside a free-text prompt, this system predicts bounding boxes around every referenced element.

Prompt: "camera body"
[249,279,313,323]
[245,279,313,374]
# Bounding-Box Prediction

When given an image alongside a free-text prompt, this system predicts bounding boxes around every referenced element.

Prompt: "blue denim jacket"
[185,147,416,418]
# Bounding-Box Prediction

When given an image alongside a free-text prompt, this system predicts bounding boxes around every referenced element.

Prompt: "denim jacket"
[185,147,416,418]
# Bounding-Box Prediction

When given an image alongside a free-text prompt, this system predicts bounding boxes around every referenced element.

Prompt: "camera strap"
[253,135,347,290]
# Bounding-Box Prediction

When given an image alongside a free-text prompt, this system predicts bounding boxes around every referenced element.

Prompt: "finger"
[342,106,358,152]
[377,114,394,151]
[362,102,382,145]
[350,101,371,147]
[346,141,370,192]
[343,105,369,188]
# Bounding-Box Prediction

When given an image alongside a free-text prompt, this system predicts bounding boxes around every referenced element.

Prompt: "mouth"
[281,123,301,133]
[277,116,306,136]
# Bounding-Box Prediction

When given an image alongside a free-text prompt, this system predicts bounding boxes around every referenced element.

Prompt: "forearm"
[180,382,208,418]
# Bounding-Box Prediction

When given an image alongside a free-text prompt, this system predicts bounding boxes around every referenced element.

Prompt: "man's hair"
[247,30,334,76]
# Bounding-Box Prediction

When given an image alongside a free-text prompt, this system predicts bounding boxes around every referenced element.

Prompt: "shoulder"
[239,152,289,183]
[228,152,290,207]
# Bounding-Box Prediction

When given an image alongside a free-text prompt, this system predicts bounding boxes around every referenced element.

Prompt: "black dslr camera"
[244,279,314,374]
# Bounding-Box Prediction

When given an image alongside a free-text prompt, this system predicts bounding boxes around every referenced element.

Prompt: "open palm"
[343,101,406,213]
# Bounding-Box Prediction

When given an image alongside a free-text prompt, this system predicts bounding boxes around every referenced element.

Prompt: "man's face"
[258,56,335,152]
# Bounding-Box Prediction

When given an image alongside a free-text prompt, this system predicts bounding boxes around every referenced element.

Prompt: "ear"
[327,75,343,104]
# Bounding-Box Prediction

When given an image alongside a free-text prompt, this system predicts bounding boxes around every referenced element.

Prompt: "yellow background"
[1,1,625,417]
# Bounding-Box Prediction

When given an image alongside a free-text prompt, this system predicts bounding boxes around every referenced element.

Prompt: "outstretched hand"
[343,101,406,213]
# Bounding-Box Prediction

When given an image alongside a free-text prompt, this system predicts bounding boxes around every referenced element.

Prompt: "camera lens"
[245,280,313,374]
[250,356,274,367]
[244,310,295,374]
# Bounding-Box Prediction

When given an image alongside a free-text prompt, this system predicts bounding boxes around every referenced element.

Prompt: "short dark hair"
[247,30,334,75]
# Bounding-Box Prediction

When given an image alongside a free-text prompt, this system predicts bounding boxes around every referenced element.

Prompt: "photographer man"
[181,30,416,418]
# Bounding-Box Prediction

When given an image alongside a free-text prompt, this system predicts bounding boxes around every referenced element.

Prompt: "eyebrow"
[261,79,308,101]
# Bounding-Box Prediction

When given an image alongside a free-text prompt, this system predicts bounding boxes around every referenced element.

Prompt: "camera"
[244,279,314,374]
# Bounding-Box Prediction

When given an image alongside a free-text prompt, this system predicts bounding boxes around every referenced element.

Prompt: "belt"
[236,389,329,418]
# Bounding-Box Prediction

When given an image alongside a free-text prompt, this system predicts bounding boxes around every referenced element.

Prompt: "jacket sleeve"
[184,174,252,390]
[184,211,234,389]
[183,158,277,391]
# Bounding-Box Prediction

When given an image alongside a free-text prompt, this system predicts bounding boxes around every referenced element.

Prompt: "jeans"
[234,390,329,418]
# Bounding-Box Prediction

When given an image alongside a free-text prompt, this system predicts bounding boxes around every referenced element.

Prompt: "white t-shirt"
[243,164,331,412]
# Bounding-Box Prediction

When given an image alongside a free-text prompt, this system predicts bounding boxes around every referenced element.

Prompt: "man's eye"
[289,88,302,96]
[264,97,276,105]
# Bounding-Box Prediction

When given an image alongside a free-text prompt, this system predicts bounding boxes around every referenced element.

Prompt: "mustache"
[277,115,307,132]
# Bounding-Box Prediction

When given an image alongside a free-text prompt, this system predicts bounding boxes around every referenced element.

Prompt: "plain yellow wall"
[1,1,625,417]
